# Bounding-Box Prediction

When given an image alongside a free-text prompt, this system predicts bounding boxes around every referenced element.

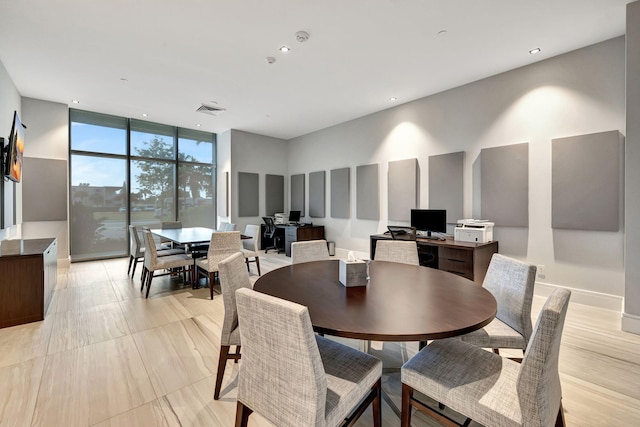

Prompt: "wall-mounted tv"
[3,111,25,182]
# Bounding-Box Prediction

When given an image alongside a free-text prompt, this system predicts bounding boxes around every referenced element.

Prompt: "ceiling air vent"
[196,103,226,116]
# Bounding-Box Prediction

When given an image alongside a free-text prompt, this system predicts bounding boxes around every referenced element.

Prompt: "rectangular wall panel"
[388,158,419,221]
[331,167,350,218]
[265,174,284,216]
[552,130,624,231]
[356,164,379,220]
[309,171,325,218]
[480,143,529,227]
[290,174,305,216]
[238,172,259,217]
[23,157,67,221]
[429,152,464,223]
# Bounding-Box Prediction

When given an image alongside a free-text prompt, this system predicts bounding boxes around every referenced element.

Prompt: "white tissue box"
[339,259,368,287]
[1,239,23,255]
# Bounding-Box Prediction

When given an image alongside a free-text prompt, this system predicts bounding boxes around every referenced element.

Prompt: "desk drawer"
[439,247,473,263]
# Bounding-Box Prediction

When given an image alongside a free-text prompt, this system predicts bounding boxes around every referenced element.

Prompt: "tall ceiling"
[0,0,632,140]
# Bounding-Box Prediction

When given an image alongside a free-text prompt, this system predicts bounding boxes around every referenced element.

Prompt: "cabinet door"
[438,247,474,281]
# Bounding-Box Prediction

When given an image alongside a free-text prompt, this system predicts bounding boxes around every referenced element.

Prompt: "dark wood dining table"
[254,259,497,342]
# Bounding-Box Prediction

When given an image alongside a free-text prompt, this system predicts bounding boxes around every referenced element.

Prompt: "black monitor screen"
[410,209,446,235]
[289,210,301,222]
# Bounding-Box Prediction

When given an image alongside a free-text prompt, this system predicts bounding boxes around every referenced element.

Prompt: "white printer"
[454,219,494,243]
[273,213,286,225]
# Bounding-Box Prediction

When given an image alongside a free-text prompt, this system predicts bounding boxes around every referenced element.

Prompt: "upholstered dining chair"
[140,230,193,298]
[291,239,331,264]
[234,288,382,427]
[240,224,261,275]
[213,252,252,400]
[218,221,236,231]
[128,225,183,278]
[160,221,183,249]
[374,240,420,266]
[400,288,571,427]
[195,231,241,299]
[456,253,536,360]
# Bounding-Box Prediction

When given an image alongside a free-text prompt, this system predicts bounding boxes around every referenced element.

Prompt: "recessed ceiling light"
[71,100,80,104]
[265,56,276,64]
[529,48,541,55]
[196,124,201,127]
[437,30,448,37]
[142,113,148,117]
[120,78,128,83]
[279,45,290,53]
[389,97,398,101]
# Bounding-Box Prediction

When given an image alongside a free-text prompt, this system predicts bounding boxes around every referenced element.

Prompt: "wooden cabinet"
[0,238,57,328]
[370,235,498,284]
[283,225,325,257]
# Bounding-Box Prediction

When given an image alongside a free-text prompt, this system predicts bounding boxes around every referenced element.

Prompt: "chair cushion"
[457,318,527,350]
[316,335,382,427]
[154,254,193,270]
[156,248,186,257]
[402,338,523,427]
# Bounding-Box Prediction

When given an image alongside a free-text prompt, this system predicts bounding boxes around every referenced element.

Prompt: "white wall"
[216,130,231,227]
[288,37,626,308]
[229,130,289,233]
[20,97,70,263]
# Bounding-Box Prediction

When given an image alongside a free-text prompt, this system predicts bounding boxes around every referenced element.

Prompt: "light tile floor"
[0,251,639,426]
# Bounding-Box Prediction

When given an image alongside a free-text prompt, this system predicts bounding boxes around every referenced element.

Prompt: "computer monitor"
[410,209,446,238]
[288,210,301,223]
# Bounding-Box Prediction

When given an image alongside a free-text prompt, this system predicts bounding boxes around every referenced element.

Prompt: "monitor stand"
[420,231,441,241]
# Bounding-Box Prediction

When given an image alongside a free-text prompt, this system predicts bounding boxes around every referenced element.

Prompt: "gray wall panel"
[331,167,350,218]
[356,164,379,220]
[265,174,284,216]
[238,172,259,217]
[388,158,419,221]
[481,143,529,227]
[552,130,623,231]
[429,152,464,223]
[23,157,67,221]
[309,171,325,218]
[290,174,305,216]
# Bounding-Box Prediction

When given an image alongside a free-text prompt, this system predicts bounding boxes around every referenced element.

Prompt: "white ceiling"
[0,0,632,140]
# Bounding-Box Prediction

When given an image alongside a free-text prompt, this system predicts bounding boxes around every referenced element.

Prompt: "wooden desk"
[370,235,498,284]
[259,224,325,256]
[0,238,57,328]
[254,260,496,341]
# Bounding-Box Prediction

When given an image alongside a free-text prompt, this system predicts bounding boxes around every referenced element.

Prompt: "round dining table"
[253,259,497,342]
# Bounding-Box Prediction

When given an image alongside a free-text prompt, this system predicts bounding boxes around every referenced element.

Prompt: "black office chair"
[387,226,417,241]
[262,217,283,254]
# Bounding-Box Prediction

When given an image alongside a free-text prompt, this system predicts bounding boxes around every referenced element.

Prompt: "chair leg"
[401,383,413,427]
[372,378,382,427]
[209,271,214,300]
[140,267,147,292]
[131,258,139,278]
[245,258,251,273]
[127,255,134,275]
[214,346,230,400]
[255,256,261,276]
[145,271,154,298]
[234,401,252,427]
[493,348,500,355]
[235,345,241,363]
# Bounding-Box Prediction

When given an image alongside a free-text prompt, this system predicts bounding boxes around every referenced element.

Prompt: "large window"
[70,110,216,261]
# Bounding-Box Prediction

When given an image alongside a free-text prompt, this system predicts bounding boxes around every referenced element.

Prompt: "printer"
[273,213,286,225]
[454,219,494,243]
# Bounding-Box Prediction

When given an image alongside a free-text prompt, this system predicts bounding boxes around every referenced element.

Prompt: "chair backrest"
[242,224,260,251]
[291,239,330,264]
[129,225,143,257]
[236,288,326,427]
[387,225,417,241]
[218,252,252,345]
[161,221,182,229]
[374,240,419,266]
[142,230,159,269]
[208,231,241,258]
[517,288,571,427]
[483,254,536,344]
[262,217,276,236]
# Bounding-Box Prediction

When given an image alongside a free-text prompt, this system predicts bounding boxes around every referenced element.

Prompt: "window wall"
[70,110,216,261]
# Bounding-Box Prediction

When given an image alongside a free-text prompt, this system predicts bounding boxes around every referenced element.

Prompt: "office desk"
[370,235,498,284]
[259,224,325,256]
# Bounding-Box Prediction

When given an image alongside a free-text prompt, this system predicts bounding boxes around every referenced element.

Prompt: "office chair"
[262,217,283,254]
[387,225,417,241]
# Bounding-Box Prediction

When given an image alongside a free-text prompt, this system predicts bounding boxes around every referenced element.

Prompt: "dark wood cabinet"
[0,238,57,328]
[283,225,325,257]
[370,235,498,284]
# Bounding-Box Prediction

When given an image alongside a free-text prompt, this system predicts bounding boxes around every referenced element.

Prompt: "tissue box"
[1,239,23,255]
[339,259,368,287]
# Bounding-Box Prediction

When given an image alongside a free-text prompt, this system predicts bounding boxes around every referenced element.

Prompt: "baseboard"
[534,281,623,311]
[57,257,71,269]
[622,312,640,335]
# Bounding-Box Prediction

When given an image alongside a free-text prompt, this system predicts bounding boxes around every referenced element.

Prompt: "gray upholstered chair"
[160,221,183,249]
[195,231,241,299]
[140,230,193,298]
[457,253,536,360]
[400,288,571,427]
[291,239,331,264]
[128,225,183,277]
[214,252,252,400]
[240,224,261,275]
[374,240,420,266]
[218,221,236,231]
[234,288,382,427]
